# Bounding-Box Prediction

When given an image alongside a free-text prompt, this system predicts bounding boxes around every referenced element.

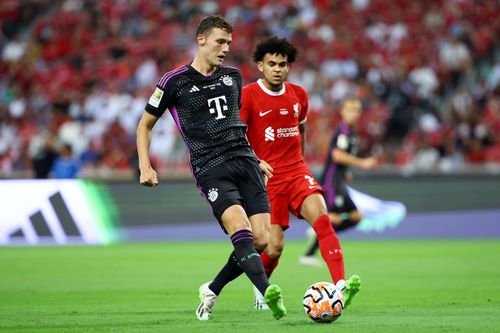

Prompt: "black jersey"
[321,121,358,189]
[145,64,256,179]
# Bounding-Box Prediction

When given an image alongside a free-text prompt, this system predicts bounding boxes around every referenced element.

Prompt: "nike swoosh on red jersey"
[259,110,273,116]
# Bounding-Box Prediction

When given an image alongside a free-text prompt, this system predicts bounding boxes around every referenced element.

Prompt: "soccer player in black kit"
[136,16,286,321]
[300,98,377,267]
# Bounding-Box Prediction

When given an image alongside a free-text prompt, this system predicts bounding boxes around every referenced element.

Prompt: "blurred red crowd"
[1,0,500,178]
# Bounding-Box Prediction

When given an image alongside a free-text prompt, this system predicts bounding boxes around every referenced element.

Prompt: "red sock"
[312,214,345,283]
[260,251,280,278]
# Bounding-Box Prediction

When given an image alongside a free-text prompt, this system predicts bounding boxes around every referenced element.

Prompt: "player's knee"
[301,195,328,222]
[266,242,284,258]
[252,227,269,252]
[253,234,268,252]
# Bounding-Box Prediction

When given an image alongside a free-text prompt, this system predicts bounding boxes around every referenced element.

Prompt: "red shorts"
[267,164,323,230]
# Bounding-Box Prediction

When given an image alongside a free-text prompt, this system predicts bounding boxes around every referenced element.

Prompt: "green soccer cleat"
[264,284,286,320]
[342,275,361,310]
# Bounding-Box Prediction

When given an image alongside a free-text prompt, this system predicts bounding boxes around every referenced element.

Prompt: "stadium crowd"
[1,0,500,179]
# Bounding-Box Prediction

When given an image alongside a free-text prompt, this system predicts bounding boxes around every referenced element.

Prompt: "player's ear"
[257,61,264,72]
[197,34,206,46]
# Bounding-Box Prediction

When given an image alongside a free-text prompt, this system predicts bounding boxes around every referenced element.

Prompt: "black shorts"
[327,183,357,214]
[196,157,270,231]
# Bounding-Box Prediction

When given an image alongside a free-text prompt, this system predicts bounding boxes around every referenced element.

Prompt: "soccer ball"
[303,282,344,323]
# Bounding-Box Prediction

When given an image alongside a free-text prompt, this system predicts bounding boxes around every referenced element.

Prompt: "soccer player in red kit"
[240,36,361,310]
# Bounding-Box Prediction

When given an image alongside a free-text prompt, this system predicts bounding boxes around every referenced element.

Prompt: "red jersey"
[240,79,308,173]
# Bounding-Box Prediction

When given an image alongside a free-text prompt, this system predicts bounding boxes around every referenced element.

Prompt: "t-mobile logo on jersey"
[207,95,228,120]
[265,126,275,141]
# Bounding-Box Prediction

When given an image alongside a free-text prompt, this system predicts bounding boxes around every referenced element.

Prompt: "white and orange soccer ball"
[303,282,344,323]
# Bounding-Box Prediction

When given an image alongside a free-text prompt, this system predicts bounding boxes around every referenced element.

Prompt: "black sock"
[209,230,268,296]
[209,251,242,295]
[304,236,319,256]
[230,229,269,296]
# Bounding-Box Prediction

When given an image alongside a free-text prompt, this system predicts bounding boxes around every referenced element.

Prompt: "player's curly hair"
[196,15,233,36]
[253,36,298,63]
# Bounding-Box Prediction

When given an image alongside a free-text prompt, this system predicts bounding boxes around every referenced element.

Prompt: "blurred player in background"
[240,37,361,311]
[299,98,378,266]
[136,16,285,321]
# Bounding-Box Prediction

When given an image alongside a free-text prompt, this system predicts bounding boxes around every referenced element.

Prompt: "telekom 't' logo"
[207,95,228,120]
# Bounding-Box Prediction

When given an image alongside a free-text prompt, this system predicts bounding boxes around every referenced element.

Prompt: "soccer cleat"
[196,282,217,320]
[264,284,286,320]
[253,285,269,310]
[298,255,323,267]
[339,275,361,310]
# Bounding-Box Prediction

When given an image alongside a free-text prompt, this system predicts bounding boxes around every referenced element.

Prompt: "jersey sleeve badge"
[337,134,349,150]
[149,87,164,108]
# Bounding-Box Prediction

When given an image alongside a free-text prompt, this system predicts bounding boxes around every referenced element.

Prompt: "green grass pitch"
[1,240,499,333]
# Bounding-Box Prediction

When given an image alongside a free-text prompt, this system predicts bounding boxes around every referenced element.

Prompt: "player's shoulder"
[157,64,190,89]
[286,82,308,97]
[219,65,241,77]
[242,81,260,93]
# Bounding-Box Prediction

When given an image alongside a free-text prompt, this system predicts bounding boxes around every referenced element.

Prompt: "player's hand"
[361,157,378,170]
[259,160,274,182]
[139,167,159,187]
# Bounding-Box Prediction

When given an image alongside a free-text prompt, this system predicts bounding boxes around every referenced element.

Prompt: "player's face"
[258,53,289,90]
[341,100,362,125]
[197,28,232,68]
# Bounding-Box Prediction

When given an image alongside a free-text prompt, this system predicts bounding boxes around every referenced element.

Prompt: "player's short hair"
[341,97,362,109]
[196,15,233,37]
[253,36,298,63]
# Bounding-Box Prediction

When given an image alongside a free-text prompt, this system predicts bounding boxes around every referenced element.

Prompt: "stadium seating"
[1,0,500,178]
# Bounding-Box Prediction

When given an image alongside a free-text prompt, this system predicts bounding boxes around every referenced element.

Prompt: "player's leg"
[247,211,271,310]
[196,211,247,320]
[195,168,249,320]
[239,158,286,319]
[300,210,359,264]
[332,186,361,231]
[333,210,362,231]
[223,208,284,319]
[198,205,268,320]
[301,186,361,262]
[259,194,288,278]
[300,194,362,307]
[262,224,285,276]
[221,205,270,293]
[300,193,345,283]
[248,212,270,253]
[253,223,285,310]
[204,211,271,303]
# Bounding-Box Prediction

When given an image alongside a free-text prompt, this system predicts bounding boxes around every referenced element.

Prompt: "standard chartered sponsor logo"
[265,126,275,141]
[264,126,299,141]
[277,126,299,138]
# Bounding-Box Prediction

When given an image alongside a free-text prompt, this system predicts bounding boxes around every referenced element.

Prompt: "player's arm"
[333,149,377,170]
[136,111,160,186]
[298,86,309,157]
[299,122,306,156]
